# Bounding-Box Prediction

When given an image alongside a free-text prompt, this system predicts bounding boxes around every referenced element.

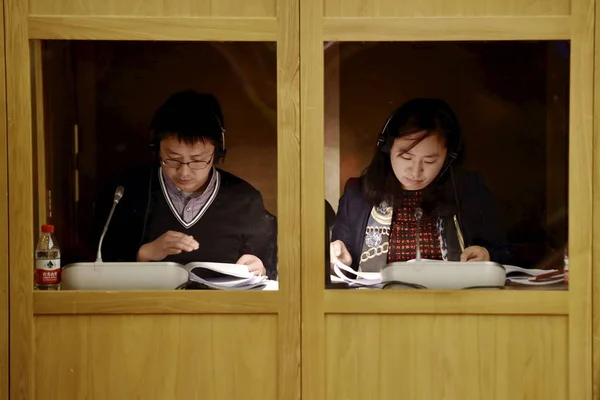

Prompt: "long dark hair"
[361,98,463,217]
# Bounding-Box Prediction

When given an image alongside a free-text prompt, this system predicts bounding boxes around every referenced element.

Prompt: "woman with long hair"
[331,98,513,272]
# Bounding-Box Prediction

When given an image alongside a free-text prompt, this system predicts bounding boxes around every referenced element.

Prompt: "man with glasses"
[100,90,272,276]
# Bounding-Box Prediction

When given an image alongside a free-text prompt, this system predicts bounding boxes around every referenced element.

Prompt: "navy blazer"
[332,171,514,270]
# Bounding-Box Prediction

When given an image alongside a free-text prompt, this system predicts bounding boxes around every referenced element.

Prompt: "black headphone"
[149,113,227,165]
[142,95,227,245]
[375,99,468,247]
[375,99,463,171]
[208,113,227,164]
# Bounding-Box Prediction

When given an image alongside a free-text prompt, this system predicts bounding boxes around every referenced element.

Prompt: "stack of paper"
[186,262,270,290]
[504,265,564,285]
[330,260,382,288]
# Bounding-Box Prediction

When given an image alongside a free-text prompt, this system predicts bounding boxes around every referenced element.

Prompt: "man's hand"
[137,230,199,262]
[236,254,266,276]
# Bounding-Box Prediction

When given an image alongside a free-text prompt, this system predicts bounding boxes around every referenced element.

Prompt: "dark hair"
[150,90,224,149]
[361,98,462,216]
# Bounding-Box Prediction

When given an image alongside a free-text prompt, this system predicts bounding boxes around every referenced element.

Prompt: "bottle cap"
[41,224,55,233]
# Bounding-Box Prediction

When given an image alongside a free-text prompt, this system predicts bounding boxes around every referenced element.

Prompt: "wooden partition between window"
[0,0,8,398]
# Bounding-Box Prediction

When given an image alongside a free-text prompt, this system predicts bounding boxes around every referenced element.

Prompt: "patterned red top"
[387,190,443,262]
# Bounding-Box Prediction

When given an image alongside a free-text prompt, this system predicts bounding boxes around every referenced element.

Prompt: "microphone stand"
[96,186,124,262]
[415,207,423,262]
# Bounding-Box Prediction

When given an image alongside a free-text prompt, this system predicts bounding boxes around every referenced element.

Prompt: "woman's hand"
[330,240,353,269]
[460,245,490,262]
[137,231,199,262]
[236,254,266,276]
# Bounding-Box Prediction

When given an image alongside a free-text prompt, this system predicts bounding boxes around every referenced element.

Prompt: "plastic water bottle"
[34,224,61,290]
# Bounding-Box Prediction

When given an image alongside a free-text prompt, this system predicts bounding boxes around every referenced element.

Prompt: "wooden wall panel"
[34,315,278,400]
[5,0,35,397]
[300,0,326,396]
[324,0,570,17]
[9,0,299,397]
[0,0,9,397]
[28,0,276,17]
[326,315,568,400]
[593,0,600,396]
[303,0,594,398]
[569,0,594,398]
[275,0,301,398]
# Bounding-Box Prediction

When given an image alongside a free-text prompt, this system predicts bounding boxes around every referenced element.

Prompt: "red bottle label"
[35,259,61,285]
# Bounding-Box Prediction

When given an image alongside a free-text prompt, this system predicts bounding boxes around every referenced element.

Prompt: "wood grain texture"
[5,0,34,398]
[325,290,569,315]
[29,16,277,41]
[301,1,591,399]
[28,0,276,17]
[594,0,600,397]
[34,315,277,400]
[323,16,571,41]
[1,1,593,399]
[300,0,326,398]
[34,291,280,314]
[326,315,568,399]
[0,0,9,397]
[569,0,594,399]
[324,0,570,17]
[276,0,301,399]
[25,3,300,400]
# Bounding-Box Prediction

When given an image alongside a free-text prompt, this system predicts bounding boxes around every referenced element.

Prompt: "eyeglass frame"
[160,153,214,170]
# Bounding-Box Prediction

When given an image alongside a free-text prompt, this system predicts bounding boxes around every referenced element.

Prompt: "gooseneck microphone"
[415,207,423,262]
[96,186,125,262]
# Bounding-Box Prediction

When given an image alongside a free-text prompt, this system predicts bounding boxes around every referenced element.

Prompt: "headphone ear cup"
[375,110,398,154]
[377,133,394,154]
[376,132,386,151]
[214,127,226,164]
[214,149,226,165]
[450,137,463,161]
[148,128,160,161]
[148,142,159,163]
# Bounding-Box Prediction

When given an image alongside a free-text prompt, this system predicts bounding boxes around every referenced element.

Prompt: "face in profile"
[159,136,216,193]
[390,131,448,191]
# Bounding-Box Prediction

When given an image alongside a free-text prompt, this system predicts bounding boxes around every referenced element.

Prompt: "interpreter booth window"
[325,41,569,291]
[31,41,279,290]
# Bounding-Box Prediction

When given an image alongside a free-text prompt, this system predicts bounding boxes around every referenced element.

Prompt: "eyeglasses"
[160,154,213,170]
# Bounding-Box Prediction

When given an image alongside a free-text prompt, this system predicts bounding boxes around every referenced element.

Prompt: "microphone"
[414,207,423,262]
[114,186,124,202]
[96,186,125,262]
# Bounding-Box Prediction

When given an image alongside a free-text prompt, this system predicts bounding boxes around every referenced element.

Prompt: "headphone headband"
[149,91,227,163]
[375,99,463,162]
[150,111,227,164]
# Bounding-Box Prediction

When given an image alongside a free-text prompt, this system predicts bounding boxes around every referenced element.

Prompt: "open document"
[186,262,270,290]
[503,265,564,285]
[330,260,382,288]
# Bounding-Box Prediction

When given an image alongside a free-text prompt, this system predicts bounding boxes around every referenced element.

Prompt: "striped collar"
[158,167,221,229]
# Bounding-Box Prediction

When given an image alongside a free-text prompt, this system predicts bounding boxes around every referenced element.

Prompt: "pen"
[529,270,564,282]
[453,215,465,253]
